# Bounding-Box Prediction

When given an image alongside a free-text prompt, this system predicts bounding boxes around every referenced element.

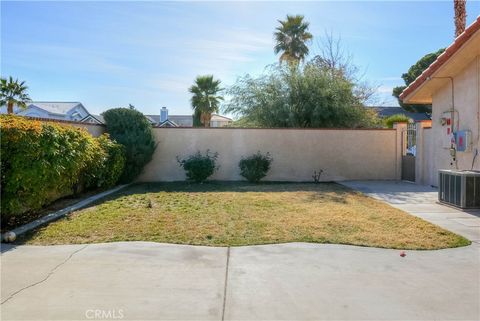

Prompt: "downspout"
[473,55,480,169]
[477,54,480,147]
[427,76,458,168]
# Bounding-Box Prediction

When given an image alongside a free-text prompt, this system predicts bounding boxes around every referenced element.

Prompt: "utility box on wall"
[441,111,454,148]
[454,130,472,152]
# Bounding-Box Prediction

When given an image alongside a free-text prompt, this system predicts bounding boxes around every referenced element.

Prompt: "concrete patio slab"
[450,217,480,227]
[225,243,480,321]
[392,203,479,215]
[341,180,480,242]
[1,241,479,320]
[341,181,439,204]
[1,242,227,320]
[1,244,87,302]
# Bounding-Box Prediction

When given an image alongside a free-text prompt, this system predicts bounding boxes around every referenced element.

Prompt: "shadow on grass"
[11,181,352,245]
[128,180,343,192]
[90,181,351,206]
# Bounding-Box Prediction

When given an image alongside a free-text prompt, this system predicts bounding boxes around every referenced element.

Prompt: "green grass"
[20,182,470,250]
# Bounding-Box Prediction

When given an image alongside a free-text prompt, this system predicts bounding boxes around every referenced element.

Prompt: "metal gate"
[401,123,416,182]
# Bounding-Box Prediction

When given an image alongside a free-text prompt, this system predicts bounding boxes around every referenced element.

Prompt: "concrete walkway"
[1,181,479,320]
[340,180,480,243]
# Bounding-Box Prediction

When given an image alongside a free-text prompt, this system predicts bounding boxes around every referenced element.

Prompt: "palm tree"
[274,15,313,65]
[454,0,467,38]
[0,77,31,114]
[189,75,223,127]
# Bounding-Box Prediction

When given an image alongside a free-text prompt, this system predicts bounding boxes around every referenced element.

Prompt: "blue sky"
[2,1,479,117]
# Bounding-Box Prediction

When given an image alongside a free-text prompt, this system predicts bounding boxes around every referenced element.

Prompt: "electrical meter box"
[454,130,472,152]
[441,111,454,148]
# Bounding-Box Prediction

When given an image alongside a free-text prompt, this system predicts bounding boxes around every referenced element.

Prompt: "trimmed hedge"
[384,114,411,128]
[0,115,125,226]
[84,134,126,190]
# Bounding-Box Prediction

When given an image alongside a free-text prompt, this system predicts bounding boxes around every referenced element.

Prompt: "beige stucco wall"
[138,128,398,182]
[416,127,436,185]
[421,56,480,186]
[68,123,106,137]
[35,118,106,137]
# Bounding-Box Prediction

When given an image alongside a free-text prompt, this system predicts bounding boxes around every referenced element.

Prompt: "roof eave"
[400,16,480,104]
[401,84,434,105]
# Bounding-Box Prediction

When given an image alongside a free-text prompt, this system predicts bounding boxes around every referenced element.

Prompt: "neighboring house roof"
[79,112,232,127]
[210,114,233,122]
[146,115,160,123]
[145,115,158,124]
[146,114,193,127]
[28,102,84,115]
[400,16,480,104]
[146,114,231,125]
[0,101,86,116]
[371,107,431,121]
[80,114,105,124]
[169,115,193,127]
[157,119,179,127]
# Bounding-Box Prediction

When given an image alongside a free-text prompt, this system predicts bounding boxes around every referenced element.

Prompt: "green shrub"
[384,114,411,128]
[84,134,126,190]
[0,115,125,226]
[224,63,382,128]
[177,150,218,183]
[103,108,156,183]
[239,152,273,183]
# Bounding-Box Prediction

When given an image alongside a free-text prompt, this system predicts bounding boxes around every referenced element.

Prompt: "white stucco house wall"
[210,114,233,127]
[400,16,480,187]
[0,101,90,122]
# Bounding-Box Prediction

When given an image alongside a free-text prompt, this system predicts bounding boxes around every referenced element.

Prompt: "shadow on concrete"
[1,243,18,254]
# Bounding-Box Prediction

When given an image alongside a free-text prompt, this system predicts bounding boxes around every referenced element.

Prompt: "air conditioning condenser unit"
[438,170,480,209]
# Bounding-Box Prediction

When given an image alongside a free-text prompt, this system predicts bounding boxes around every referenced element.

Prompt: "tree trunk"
[202,113,211,128]
[7,101,13,114]
[454,0,467,38]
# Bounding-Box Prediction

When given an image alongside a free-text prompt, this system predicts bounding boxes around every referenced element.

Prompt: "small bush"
[177,150,218,183]
[0,115,125,226]
[103,108,156,183]
[312,169,324,183]
[384,114,410,128]
[239,152,273,183]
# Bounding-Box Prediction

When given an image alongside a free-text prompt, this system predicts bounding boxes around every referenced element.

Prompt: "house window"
[71,112,82,121]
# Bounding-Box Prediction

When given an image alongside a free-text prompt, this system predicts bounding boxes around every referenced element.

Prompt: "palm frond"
[273,14,313,64]
[0,76,31,110]
[189,75,224,126]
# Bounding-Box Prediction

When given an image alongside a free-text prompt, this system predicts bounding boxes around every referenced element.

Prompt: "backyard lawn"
[21,182,469,250]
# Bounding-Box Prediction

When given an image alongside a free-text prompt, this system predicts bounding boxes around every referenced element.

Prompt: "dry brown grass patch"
[20,182,470,249]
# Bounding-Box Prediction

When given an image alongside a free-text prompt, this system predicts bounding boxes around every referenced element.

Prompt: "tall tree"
[189,75,223,127]
[308,33,378,105]
[224,64,380,129]
[274,15,313,65]
[0,77,31,114]
[454,0,467,38]
[393,49,445,113]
